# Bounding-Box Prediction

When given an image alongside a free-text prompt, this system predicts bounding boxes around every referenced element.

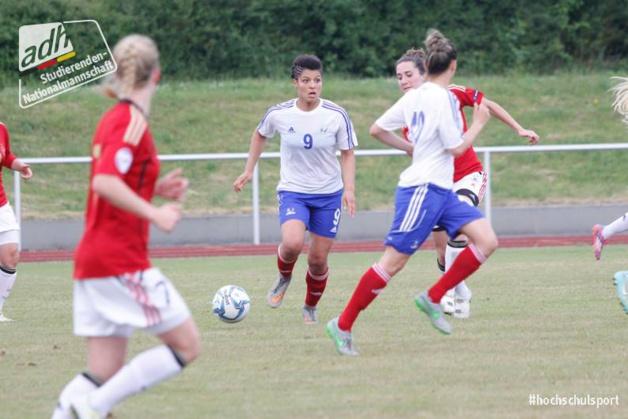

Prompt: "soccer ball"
[212,285,251,323]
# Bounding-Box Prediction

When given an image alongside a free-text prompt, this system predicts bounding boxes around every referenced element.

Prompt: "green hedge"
[1,0,627,86]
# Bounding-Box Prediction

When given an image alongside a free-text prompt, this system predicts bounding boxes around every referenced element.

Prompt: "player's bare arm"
[233,129,267,192]
[483,98,539,145]
[369,123,414,155]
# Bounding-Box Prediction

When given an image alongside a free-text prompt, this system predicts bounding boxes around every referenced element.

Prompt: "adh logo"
[19,23,75,76]
[18,20,116,108]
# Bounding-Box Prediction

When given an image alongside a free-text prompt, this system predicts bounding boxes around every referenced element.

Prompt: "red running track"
[19,234,628,263]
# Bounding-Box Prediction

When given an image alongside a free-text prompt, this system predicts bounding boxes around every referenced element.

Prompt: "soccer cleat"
[453,295,471,319]
[266,275,292,308]
[302,305,318,324]
[70,396,100,419]
[0,312,12,322]
[326,317,359,356]
[612,271,628,315]
[592,224,608,260]
[441,289,455,315]
[414,291,452,335]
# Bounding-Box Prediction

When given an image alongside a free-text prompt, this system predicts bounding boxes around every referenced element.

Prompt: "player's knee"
[281,240,303,260]
[0,249,19,270]
[482,232,499,257]
[307,255,328,273]
[173,336,201,365]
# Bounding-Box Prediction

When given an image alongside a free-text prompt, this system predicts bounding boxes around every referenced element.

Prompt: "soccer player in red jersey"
[397,48,539,318]
[0,123,33,322]
[52,35,200,419]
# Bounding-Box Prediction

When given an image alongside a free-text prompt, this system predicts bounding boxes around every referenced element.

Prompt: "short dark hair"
[291,55,323,79]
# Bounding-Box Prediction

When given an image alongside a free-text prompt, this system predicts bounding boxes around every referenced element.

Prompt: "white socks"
[51,373,100,419]
[0,265,16,313]
[88,345,184,417]
[603,212,628,239]
[445,240,472,299]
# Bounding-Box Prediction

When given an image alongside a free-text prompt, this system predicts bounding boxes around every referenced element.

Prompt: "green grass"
[1,246,627,418]
[1,72,627,219]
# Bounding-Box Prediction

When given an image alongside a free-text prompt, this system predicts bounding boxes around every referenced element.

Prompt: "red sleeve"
[94,107,146,177]
[0,123,18,169]
[449,84,484,109]
[401,126,411,142]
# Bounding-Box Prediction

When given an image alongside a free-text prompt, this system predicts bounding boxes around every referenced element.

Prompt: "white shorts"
[452,171,487,206]
[0,203,19,246]
[73,268,191,338]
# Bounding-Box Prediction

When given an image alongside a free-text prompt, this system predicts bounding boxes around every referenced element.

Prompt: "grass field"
[2,72,628,219]
[1,246,627,418]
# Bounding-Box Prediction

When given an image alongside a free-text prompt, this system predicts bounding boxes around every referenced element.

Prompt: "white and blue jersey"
[257,98,357,194]
[374,82,483,254]
[376,82,464,189]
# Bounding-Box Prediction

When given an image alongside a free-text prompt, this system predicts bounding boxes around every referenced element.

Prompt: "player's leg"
[303,233,333,324]
[429,217,497,306]
[303,192,342,323]
[72,270,196,418]
[446,173,485,317]
[431,230,455,314]
[592,212,628,260]
[328,184,438,354]
[57,336,127,419]
[78,320,200,418]
[268,192,308,308]
[419,193,496,334]
[432,229,448,274]
[328,246,411,355]
[0,234,20,322]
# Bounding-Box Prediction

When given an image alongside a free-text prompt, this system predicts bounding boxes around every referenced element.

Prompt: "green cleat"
[326,317,359,356]
[415,291,452,335]
[70,396,100,419]
[612,271,628,315]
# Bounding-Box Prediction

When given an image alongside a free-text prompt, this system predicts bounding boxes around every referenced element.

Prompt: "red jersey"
[74,101,160,279]
[0,123,18,207]
[448,84,484,181]
[401,84,485,182]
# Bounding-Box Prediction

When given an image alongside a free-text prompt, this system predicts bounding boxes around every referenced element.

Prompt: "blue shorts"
[277,190,343,238]
[384,183,484,255]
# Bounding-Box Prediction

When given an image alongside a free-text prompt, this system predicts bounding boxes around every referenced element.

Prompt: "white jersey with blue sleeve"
[375,82,464,189]
[257,98,358,194]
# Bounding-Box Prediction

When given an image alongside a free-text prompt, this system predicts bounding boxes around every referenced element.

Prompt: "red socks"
[277,245,297,278]
[338,263,390,331]
[428,244,486,303]
[305,268,329,307]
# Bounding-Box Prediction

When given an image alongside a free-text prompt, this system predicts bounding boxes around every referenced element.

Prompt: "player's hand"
[150,202,182,233]
[343,190,356,218]
[19,164,33,180]
[473,103,491,126]
[233,171,253,192]
[518,128,540,145]
[155,168,188,201]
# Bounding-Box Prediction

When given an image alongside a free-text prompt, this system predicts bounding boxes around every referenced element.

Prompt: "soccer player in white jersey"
[592,76,628,314]
[233,55,357,324]
[327,29,496,356]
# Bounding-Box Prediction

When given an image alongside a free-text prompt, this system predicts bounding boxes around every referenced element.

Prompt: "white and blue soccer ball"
[212,285,251,323]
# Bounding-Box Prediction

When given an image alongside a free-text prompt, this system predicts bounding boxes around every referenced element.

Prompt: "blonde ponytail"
[103,34,159,99]
[611,77,628,125]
